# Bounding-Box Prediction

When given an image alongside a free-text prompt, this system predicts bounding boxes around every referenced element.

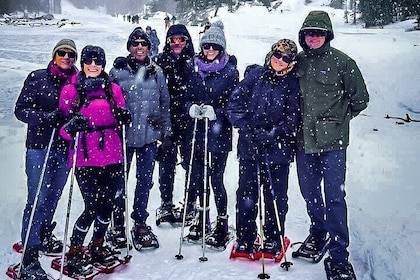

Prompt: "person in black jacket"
[227,39,300,257]
[14,39,78,279]
[153,24,197,225]
[184,20,239,246]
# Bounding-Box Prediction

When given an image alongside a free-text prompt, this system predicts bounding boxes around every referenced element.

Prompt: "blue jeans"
[236,157,289,245]
[158,142,177,205]
[296,148,349,262]
[21,147,69,248]
[114,142,157,228]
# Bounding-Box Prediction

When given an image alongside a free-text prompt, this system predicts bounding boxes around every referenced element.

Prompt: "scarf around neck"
[49,61,77,85]
[194,53,229,79]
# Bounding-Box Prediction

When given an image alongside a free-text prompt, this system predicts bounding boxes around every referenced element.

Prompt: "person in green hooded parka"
[294,10,369,280]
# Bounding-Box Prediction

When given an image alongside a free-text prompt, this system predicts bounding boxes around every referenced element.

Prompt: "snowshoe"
[229,241,257,261]
[172,202,197,226]
[256,237,291,263]
[51,246,94,278]
[205,216,235,250]
[12,240,62,257]
[6,261,53,280]
[184,212,210,243]
[130,225,159,251]
[324,257,357,280]
[156,203,176,225]
[88,239,119,267]
[105,227,131,250]
[291,232,330,263]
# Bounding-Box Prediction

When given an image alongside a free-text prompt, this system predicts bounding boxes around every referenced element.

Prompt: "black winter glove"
[43,109,67,128]
[113,57,128,69]
[114,107,132,125]
[65,114,89,135]
[147,114,165,129]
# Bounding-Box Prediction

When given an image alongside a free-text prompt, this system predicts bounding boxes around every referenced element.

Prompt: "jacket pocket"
[315,119,341,148]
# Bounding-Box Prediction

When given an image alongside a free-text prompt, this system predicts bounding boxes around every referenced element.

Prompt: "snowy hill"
[0,0,419,279]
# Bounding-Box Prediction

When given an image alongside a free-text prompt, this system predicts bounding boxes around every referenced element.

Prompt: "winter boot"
[172,202,196,224]
[156,202,175,225]
[88,238,118,266]
[262,239,281,255]
[324,257,357,280]
[40,222,63,255]
[131,224,159,250]
[19,246,49,280]
[106,226,128,249]
[206,215,229,247]
[65,245,93,277]
[292,232,330,262]
[187,209,210,241]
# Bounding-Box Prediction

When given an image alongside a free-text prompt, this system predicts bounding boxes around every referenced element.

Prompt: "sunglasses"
[56,50,76,59]
[83,57,105,66]
[202,43,223,51]
[304,29,327,37]
[272,51,293,63]
[131,41,149,47]
[169,36,187,44]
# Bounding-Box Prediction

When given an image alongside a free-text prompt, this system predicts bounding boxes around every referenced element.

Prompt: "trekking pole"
[256,153,270,279]
[264,153,293,271]
[122,125,132,262]
[175,117,198,260]
[17,128,56,278]
[199,117,209,262]
[59,132,80,280]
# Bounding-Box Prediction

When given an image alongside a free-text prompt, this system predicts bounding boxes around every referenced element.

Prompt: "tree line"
[0,0,419,28]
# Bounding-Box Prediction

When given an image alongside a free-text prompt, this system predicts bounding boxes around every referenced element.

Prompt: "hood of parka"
[298,10,334,51]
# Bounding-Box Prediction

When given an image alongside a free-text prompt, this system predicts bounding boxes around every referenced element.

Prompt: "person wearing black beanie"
[108,27,171,250]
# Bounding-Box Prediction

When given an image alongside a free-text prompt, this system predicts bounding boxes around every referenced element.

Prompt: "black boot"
[66,245,92,277]
[187,209,210,240]
[20,246,49,280]
[205,215,229,247]
[40,222,63,254]
[88,238,117,266]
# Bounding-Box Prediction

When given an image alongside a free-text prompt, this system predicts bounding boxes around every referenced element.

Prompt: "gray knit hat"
[200,20,226,51]
[52,39,77,60]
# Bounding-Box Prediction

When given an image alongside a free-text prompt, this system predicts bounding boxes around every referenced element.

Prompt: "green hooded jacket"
[296,10,369,154]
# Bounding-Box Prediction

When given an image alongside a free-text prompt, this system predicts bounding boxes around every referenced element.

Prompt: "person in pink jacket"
[58,45,131,276]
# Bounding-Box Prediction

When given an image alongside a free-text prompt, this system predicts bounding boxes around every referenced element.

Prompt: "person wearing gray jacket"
[294,10,369,280]
[109,27,171,249]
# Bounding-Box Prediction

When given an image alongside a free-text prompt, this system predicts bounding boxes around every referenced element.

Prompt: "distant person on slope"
[294,10,369,279]
[14,39,78,280]
[146,25,160,58]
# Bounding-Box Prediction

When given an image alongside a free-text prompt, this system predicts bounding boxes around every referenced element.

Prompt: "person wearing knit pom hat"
[183,20,239,246]
[109,27,171,249]
[226,39,300,257]
[294,11,368,279]
[14,38,78,279]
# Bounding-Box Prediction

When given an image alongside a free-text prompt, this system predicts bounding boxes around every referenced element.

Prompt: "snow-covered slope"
[0,1,419,279]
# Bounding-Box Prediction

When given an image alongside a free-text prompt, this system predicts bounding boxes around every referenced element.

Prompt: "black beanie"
[80,45,106,68]
[127,27,151,51]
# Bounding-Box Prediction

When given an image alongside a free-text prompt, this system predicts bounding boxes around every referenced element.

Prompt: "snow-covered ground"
[0,0,419,279]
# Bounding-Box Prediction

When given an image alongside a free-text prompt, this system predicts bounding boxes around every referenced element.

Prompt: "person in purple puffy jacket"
[58,45,131,276]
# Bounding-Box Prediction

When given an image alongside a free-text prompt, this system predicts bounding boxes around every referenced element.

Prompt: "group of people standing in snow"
[14,10,368,280]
